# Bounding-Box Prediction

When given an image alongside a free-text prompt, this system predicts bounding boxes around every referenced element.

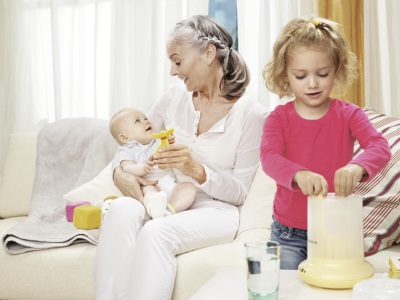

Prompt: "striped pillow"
[354,107,400,256]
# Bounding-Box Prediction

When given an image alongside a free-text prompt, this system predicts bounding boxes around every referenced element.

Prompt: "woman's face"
[167,42,209,92]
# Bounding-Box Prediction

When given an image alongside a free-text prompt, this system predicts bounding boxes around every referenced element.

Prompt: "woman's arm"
[113,166,157,203]
[153,103,267,206]
[203,105,267,205]
[154,145,206,183]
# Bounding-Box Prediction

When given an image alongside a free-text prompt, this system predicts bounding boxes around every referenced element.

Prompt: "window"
[208,0,238,50]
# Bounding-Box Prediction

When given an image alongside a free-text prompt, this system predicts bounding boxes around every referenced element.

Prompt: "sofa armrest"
[0,133,37,218]
[236,166,276,242]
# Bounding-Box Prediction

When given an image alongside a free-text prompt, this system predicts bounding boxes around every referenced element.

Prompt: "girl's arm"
[260,110,306,190]
[348,108,391,180]
[334,106,391,197]
[332,107,391,197]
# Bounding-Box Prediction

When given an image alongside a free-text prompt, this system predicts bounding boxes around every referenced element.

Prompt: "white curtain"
[0,0,208,175]
[237,0,318,112]
[2,0,399,176]
[364,0,400,117]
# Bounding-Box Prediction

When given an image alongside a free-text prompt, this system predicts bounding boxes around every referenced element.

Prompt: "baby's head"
[110,108,154,145]
[263,16,358,97]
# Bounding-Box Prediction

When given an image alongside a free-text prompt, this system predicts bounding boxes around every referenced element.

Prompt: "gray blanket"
[2,118,118,254]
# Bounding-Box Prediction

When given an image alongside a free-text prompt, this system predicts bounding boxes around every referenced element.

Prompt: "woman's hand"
[153,143,206,184]
[334,163,365,197]
[293,170,328,197]
[113,166,157,202]
[168,134,175,145]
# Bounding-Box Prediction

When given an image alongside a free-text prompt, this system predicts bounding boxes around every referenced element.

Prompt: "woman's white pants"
[94,197,239,300]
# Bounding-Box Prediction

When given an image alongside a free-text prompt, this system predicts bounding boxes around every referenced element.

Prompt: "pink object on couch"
[65,201,90,222]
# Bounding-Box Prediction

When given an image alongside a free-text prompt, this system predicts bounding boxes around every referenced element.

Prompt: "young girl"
[260,17,391,270]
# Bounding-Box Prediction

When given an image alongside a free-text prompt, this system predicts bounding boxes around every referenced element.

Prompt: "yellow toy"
[152,128,174,169]
[73,205,102,230]
[152,128,174,153]
[101,196,119,223]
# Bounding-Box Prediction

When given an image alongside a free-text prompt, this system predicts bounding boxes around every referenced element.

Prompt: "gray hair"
[168,15,249,100]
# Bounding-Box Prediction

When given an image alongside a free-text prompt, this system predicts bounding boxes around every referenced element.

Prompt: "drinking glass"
[245,240,280,300]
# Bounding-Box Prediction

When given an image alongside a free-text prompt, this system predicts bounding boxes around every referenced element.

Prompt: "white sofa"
[0,127,399,300]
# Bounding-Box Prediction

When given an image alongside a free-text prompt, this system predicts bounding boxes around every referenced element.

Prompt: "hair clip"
[311,20,321,28]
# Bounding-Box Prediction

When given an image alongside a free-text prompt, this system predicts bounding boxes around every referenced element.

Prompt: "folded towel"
[2,118,118,254]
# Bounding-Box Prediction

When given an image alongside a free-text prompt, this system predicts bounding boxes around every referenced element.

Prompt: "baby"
[109,108,196,218]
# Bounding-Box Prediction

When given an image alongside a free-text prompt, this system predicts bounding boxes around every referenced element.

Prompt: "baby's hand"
[168,134,175,145]
[143,160,154,174]
[334,164,365,197]
[293,170,328,197]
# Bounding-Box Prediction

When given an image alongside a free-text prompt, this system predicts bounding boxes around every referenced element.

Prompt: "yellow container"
[298,193,374,289]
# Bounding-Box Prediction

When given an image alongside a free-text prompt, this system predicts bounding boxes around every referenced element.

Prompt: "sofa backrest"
[0,131,277,229]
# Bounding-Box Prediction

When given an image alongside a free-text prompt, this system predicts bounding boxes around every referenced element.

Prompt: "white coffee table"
[189,267,384,300]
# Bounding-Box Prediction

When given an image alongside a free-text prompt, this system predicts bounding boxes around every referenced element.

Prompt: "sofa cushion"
[354,107,400,255]
[0,133,37,218]
[63,162,123,206]
[0,217,96,299]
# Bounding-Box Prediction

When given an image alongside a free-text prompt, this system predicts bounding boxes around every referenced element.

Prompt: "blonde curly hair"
[262,16,358,98]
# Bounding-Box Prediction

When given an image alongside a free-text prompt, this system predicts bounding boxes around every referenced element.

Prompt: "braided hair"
[168,15,249,100]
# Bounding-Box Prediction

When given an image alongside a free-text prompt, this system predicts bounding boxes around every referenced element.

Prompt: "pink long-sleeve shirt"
[260,99,391,230]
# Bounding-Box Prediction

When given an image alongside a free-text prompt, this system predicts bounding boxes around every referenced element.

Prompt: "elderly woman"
[95,15,267,299]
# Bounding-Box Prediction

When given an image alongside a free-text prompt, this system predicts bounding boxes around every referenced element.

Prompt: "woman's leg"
[94,197,147,300]
[128,204,239,300]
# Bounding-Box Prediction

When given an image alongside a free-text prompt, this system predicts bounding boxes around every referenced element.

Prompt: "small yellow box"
[73,205,101,230]
[389,256,400,279]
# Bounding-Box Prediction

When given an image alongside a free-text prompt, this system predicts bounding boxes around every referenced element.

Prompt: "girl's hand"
[334,164,365,197]
[113,166,157,202]
[293,170,328,197]
[153,143,206,184]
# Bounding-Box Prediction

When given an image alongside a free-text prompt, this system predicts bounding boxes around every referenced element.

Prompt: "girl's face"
[167,42,210,92]
[285,46,336,118]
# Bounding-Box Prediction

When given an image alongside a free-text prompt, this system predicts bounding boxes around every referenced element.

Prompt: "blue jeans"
[270,218,308,270]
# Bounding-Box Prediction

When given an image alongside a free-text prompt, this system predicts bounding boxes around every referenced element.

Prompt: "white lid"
[353,277,400,300]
